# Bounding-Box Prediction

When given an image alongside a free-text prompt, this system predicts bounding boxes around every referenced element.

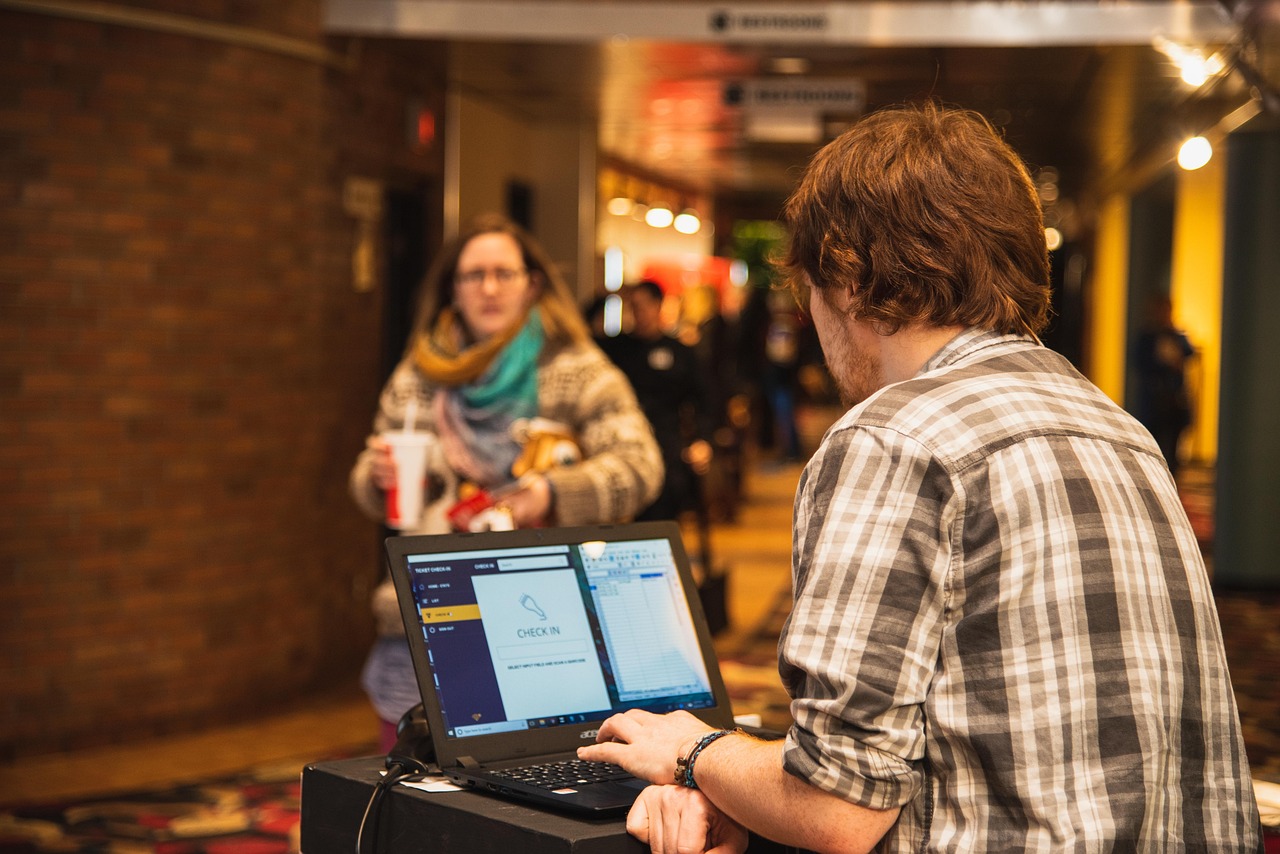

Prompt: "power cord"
[355,704,436,854]
[356,761,418,854]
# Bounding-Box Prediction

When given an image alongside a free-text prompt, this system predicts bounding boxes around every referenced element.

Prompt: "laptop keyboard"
[490,759,632,789]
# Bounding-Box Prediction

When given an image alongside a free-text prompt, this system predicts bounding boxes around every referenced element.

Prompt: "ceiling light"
[673,209,701,234]
[1045,227,1063,251]
[602,294,623,337]
[1177,136,1212,170]
[603,171,636,217]
[1152,35,1226,89]
[607,196,633,216]
[769,57,811,75]
[645,204,674,228]
[604,246,624,291]
[1179,51,1225,87]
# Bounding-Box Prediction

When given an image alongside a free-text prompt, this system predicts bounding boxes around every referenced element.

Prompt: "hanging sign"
[724,78,866,113]
[705,6,831,38]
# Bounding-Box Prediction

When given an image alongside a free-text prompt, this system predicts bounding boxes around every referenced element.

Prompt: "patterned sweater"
[350,339,663,532]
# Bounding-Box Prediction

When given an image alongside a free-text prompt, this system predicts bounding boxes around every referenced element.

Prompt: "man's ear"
[821,280,856,313]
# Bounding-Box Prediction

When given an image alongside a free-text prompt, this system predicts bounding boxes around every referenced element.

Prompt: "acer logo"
[580,729,600,740]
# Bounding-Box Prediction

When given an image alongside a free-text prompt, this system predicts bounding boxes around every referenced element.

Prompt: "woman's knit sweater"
[349,339,663,531]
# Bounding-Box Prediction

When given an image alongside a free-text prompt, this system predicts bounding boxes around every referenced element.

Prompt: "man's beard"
[827,341,881,408]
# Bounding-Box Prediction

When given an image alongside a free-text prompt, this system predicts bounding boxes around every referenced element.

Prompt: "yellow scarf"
[413,306,530,386]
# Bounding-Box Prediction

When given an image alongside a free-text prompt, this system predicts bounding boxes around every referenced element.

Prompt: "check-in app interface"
[404,538,715,740]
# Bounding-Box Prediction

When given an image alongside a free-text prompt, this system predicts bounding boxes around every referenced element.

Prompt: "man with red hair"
[581,104,1260,853]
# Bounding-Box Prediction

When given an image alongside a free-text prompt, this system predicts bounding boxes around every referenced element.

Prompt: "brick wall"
[0,4,445,758]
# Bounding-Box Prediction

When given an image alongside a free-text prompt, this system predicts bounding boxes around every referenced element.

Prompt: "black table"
[300,756,793,854]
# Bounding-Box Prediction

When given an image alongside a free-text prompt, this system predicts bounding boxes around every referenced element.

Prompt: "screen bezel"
[385,521,736,767]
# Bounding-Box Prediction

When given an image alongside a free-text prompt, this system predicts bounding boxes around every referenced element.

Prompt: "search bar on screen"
[498,555,570,571]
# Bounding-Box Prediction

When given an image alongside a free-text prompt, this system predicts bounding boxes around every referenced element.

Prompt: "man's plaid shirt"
[780,329,1260,851]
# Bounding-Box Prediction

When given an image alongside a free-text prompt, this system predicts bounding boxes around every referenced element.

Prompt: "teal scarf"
[434,310,543,485]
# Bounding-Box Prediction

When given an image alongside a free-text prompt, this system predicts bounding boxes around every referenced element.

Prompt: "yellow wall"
[1089,195,1130,404]
[1087,158,1224,465]
[455,92,594,296]
[1169,155,1224,465]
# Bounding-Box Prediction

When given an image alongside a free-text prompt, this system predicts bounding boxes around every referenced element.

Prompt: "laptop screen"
[399,534,718,742]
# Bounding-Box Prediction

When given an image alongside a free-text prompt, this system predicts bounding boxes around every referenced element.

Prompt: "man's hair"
[629,279,664,303]
[782,102,1051,336]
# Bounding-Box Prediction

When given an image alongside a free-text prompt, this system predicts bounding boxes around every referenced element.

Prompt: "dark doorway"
[381,183,436,383]
[1123,172,1176,413]
[1042,242,1086,369]
[506,180,534,231]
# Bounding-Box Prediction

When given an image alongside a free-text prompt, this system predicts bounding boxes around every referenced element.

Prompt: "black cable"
[356,761,415,854]
[357,704,435,854]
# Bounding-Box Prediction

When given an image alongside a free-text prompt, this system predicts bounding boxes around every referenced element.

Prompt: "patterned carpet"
[0,759,318,853]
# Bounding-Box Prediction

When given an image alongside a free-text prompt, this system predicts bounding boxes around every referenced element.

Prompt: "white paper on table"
[400,777,464,793]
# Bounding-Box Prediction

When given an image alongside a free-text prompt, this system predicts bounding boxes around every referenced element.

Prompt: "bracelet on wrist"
[674,728,741,789]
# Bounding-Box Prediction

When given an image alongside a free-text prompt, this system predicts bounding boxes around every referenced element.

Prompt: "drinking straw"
[403,398,418,434]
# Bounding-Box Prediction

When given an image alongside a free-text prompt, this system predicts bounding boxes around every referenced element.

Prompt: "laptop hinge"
[457,756,481,770]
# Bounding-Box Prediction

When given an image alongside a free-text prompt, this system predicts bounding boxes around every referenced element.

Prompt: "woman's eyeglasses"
[454,267,528,288]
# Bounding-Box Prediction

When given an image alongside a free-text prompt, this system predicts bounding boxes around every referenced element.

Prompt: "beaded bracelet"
[674,728,741,789]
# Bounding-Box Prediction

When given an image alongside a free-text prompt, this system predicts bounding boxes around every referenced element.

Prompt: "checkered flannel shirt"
[779,329,1261,852]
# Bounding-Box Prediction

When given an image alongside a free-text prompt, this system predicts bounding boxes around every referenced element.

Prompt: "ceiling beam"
[325,1,1236,47]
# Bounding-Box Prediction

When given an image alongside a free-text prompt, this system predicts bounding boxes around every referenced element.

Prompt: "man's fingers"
[706,838,748,854]
[596,709,650,743]
[626,789,652,843]
[674,790,711,854]
[576,742,620,763]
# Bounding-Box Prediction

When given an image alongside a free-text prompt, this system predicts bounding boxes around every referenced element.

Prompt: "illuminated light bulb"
[645,204,674,228]
[770,56,811,75]
[604,246,624,292]
[1045,227,1063,251]
[602,294,623,337]
[673,210,701,234]
[607,196,633,216]
[1178,51,1225,87]
[1178,136,1212,171]
[1181,61,1209,87]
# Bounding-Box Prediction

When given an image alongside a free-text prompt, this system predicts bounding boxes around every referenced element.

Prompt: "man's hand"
[627,785,748,854]
[577,709,715,785]
[587,711,901,854]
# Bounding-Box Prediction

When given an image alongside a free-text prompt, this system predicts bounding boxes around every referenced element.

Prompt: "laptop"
[384,520,737,816]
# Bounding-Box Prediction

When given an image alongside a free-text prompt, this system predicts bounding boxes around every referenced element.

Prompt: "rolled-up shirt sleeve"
[779,422,956,809]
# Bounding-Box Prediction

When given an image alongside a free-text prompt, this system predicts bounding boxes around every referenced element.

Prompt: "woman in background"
[350,213,662,748]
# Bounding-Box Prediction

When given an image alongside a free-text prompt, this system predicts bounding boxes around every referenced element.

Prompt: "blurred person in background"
[1132,294,1196,479]
[603,279,714,523]
[679,284,748,522]
[350,214,662,749]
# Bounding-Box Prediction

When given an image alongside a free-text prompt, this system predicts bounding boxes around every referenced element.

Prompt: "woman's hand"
[365,436,396,490]
[501,473,552,528]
